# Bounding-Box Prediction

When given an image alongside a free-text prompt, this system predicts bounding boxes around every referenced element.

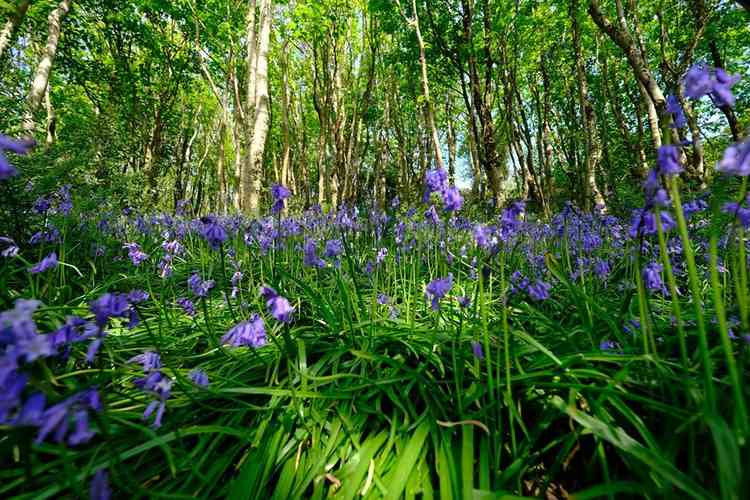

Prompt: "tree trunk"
[0,0,31,61]
[396,0,445,173]
[242,0,272,215]
[573,0,606,210]
[44,84,56,146]
[23,0,70,136]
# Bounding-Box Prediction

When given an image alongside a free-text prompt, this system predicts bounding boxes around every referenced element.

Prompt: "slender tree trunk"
[242,0,272,215]
[446,100,456,183]
[0,0,31,61]
[23,0,70,136]
[396,0,445,173]
[279,45,292,193]
[44,84,56,146]
[0,0,31,62]
[573,0,605,210]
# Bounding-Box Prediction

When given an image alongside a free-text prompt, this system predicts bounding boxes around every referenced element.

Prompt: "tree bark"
[23,0,70,136]
[395,0,445,173]
[572,0,606,210]
[242,0,272,215]
[0,0,31,61]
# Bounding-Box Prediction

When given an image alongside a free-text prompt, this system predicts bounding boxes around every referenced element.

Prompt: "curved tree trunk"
[23,0,70,136]
[0,0,31,61]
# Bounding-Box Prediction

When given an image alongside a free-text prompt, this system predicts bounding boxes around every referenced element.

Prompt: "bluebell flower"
[599,339,619,351]
[127,290,149,304]
[271,184,291,214]
[527,280,552,301]
[90,469,111,500]
[29,252,58,273]
[472,341,484,360]
[426,274,453,310]
[123,242,148,266]
[260,286,294,323]
[665,95,687,129]
[683,63,741,107]
[35,388,102,445]
[136,372,172,428]
[717,139,750,177]
[90,293,130,327]
[324,239,343,259]
[643,262,663,291]
[442,186,463,212]
[303,239,325,268]
[128,351,161,372]
[423,168,448,202]
[200,216,227,250]
[222,315,267,348]
[657,145,683,177]
[176,297,196,316]
[189,369,209,387]
[0,236,19,257]
[188,272,215,298]
[0,134,35,180]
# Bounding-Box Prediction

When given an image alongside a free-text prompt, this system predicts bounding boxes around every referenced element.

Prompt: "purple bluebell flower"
[599,339,618,351]
[127,290,149,304]
[324,239,343,259]
[189,369,209,387]
[377,293,390,305]
[683,63,741,107]
[176,297,196,316]
[426,274,453,310]
[665,95,687,129]
[0,236,19,257]
[423,168,448,203]
[200,216,227,250]
[303,239,325,268]
[13,392,46,426]
[90,469,111,500]
[90,293,130,327]
[271,184,291,214]
[123,242,148,266]
[35,388,102,445]
[717,139,750,177]
[457,296,471,308]
[128,351,161,372]
[683,63,713,99]
[722,195,750,228]
[0,134,35,180]
[527,280,552,301]
[29,252,58,274]
[712,68,741,107]
[222,315,267,348]
[472,341,484,360]
[643,262,663,291]
[55,184,73,215]
[376,247,388,264]
[425,205,439,225]
[33,196,51,214]
[260,286,294,323]
[442,186,463,212]
[188,272,215,298]
[473,225,490,248]
[657,145,683,177]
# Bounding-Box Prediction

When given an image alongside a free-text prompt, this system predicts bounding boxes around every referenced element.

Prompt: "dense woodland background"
[1,0,748,217]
